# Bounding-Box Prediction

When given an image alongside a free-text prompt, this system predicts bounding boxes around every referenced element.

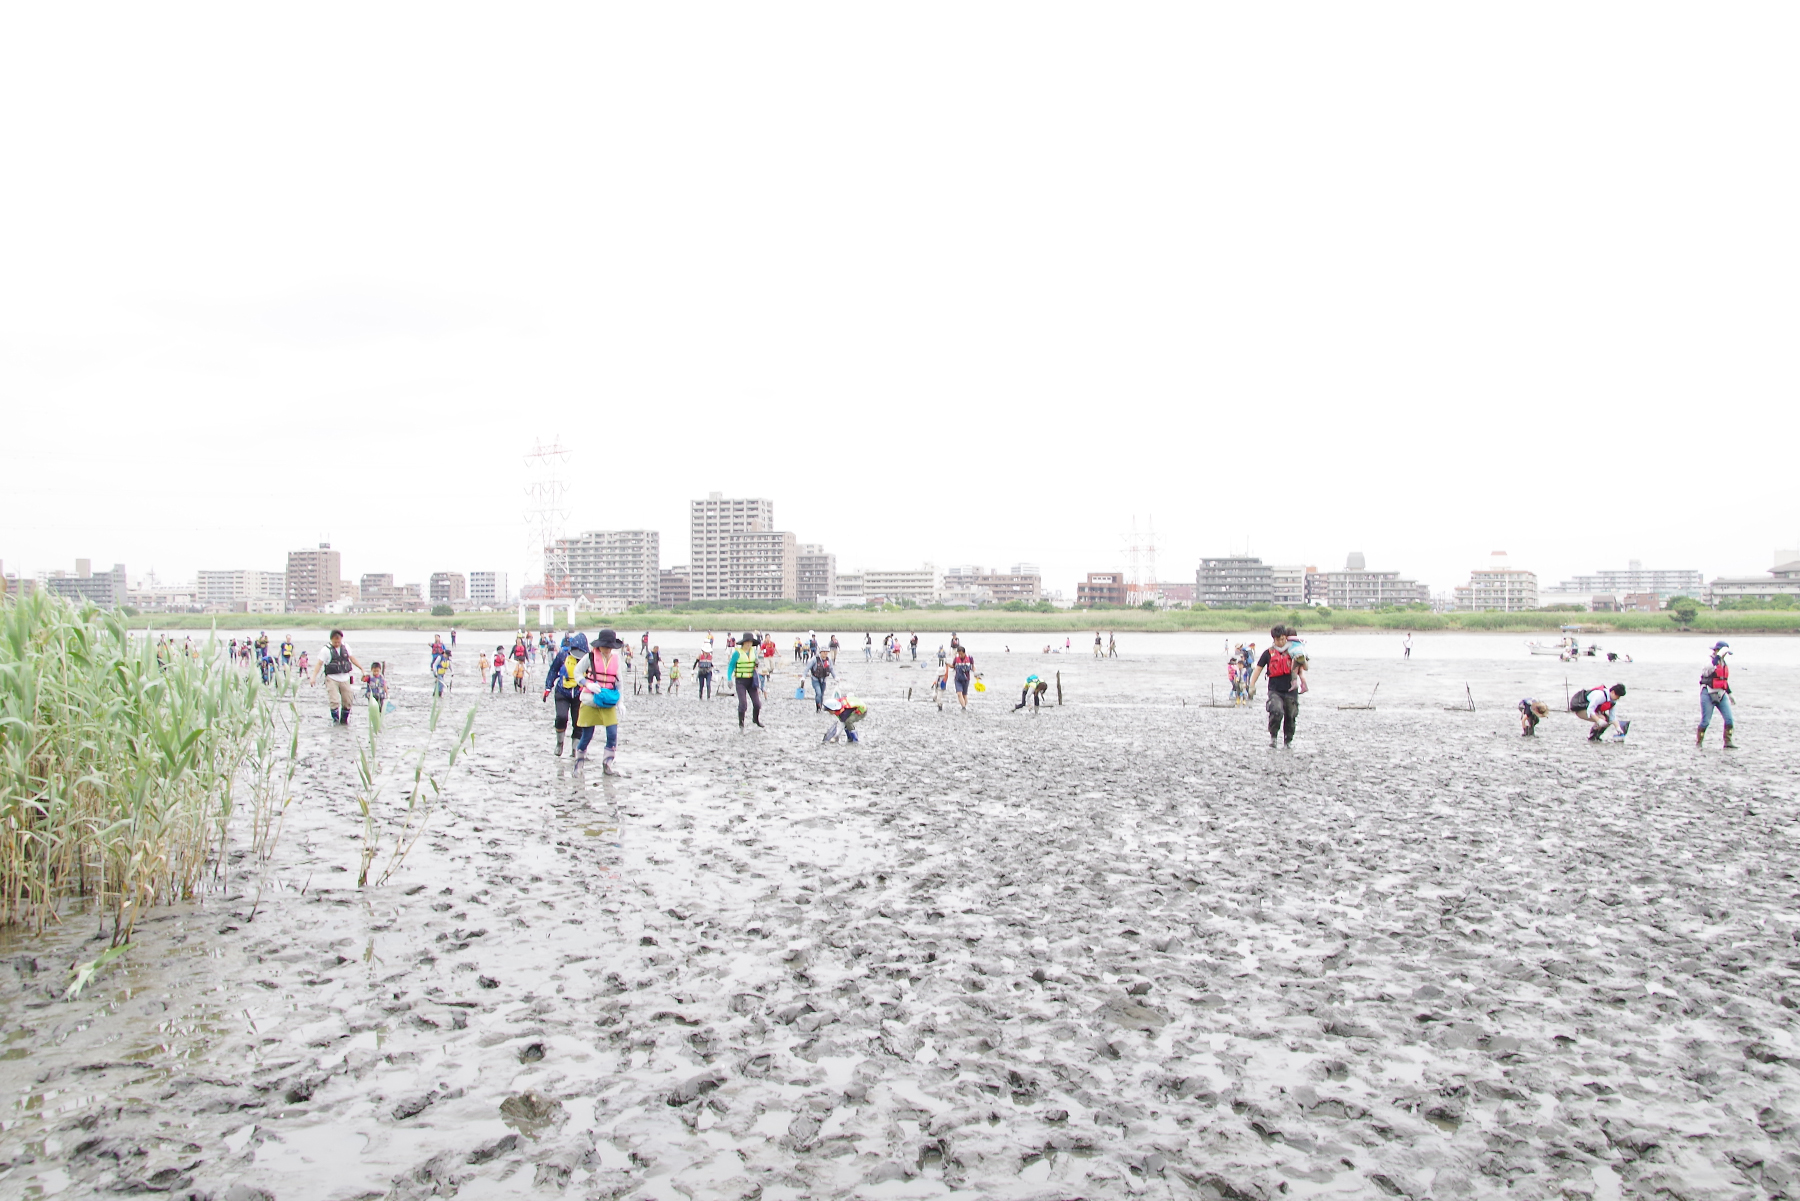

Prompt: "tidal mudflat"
[4,636,1798,1200]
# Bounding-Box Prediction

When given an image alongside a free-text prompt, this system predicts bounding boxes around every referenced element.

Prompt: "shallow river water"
[2,633,1797,1200]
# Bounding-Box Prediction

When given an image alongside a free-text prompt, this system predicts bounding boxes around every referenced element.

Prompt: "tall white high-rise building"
[689,494,775,601]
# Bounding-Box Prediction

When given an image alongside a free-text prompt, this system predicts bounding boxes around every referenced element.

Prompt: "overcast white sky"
[4,4,1796,598]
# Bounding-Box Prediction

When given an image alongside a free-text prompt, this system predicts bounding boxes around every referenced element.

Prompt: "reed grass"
[0,592,285,943]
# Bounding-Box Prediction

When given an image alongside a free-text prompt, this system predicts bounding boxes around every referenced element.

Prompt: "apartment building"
[429,572,467,604]
[659,567,691,606]
[46,561,128,608]
[944,564,1042,602]
[1557,561,1703,603]
[357,573,426,612]
[1316,553,1430,609]
[1270,565,1309,607]
[468,571,509,606]
[796,545,837,605]
[1076,571,1128,607]
[556,530,661,605]
[728,531,798,601]
[1708,560,1800,604]
[285,544,343,612]
[1197,556,1273,606]
[862,565,938,605]
[689,494,774,601]
[197,569,286,609]
[1452,552,1539,611]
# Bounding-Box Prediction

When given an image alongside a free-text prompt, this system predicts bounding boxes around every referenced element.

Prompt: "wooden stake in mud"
[906,687,912,702]
[1056,671,1062,706]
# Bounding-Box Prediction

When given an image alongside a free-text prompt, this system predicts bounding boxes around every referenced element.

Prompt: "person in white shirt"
[308,629,366,726]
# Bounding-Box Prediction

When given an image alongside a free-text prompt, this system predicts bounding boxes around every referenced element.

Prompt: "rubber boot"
[330,708,340,724]
[555,730,565,756]
[573,746,587,767]
[1695,726,1705,747]
[1724,725,1735,749]
[602,742,618,775]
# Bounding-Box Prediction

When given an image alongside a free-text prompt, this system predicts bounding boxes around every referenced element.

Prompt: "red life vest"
[1267,647,1294,677]
[1702,661,1729,690]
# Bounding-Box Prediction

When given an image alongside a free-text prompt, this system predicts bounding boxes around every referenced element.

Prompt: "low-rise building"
[357,573,426,613]
[1077,571,1128,607]
[1708,560,1800,604]
[1557,562,1703,603]
[659,566,691,607]
[862,565,938,605]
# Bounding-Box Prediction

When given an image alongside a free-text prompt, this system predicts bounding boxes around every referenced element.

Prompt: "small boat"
[1526,634,1603,660]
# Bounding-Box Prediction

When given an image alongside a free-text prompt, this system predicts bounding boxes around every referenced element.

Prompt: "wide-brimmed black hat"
[592,628,626,649]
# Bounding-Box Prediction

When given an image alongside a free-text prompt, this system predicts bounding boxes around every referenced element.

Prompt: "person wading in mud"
[1697,641,1735,748]
[542,632,587,756]
[308,629,366,726]
[1247,625,1300,748]
[574,628,626,774]
[728,630,764,730]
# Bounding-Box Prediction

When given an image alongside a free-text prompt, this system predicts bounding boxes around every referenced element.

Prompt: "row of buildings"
[1075,552,1434,610]
[540,494,1049,610]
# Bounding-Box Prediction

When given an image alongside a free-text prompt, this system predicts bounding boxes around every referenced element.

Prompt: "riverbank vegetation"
[0,593,297,942]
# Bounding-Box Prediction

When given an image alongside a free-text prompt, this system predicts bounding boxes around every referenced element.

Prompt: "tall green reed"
[0,592,284,944]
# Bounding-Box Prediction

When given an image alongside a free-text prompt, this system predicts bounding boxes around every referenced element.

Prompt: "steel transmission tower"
[524,439,572,597]
[1122,516,1160,606]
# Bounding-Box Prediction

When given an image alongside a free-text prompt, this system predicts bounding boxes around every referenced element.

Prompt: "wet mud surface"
[4,637,1799,1200]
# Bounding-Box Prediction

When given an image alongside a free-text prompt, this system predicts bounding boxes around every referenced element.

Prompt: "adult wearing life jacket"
[1248,625,1300,748]
[574,628,627,773]
[1570,682,1628,741]
[307,628,366,726]
[1697,641,1734,748]
[541,632,588,756]
[695,649,715,700]
[727,630,764,730]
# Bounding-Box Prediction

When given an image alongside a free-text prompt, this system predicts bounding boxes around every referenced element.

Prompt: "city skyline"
[5,7,1795,612]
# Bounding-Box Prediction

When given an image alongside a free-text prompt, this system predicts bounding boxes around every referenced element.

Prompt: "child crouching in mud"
[1518,699,1550,736]
[822,694,866,743]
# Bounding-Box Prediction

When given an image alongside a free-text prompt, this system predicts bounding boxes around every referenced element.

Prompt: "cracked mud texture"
[3,632,1798,1200]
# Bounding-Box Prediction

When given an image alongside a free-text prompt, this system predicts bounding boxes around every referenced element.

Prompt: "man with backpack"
[541,632,589,755]
[1570,682,1628,742]
[1247,625,1300,748]
[809,649,836,711]
[308,629,366,726]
